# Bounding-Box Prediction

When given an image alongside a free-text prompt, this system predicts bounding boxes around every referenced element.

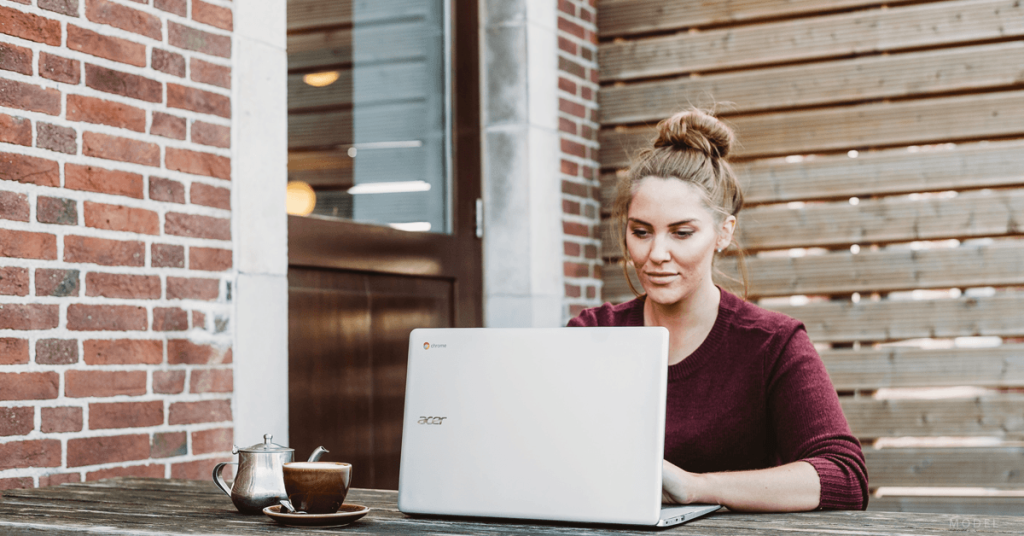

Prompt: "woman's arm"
[662,459,820,512]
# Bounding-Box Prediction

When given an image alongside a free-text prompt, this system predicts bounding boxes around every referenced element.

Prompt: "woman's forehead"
[629,177,712,223]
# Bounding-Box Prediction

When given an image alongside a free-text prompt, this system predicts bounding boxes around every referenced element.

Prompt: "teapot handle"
[212,462,237,497]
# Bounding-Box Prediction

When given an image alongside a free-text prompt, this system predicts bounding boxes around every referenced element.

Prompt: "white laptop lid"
[398,327,669,526]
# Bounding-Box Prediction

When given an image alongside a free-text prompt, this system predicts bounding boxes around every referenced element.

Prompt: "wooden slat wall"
[597,0,1024,515]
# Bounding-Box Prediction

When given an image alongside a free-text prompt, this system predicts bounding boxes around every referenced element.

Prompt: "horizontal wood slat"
[287,0,428,32]
[287,21,425,71]
[841,394,1024,439]
[289,109,353,148]
[736,189,1024,252]
[600,90,1024,164]
[598,0,1024,81]
[868,495,1024,516]
[599,41,1024,125]
[604,242,1024,299]
[288,150,353,188]
[822,345,1024,391]
[597,0,911,38]
[599,140,1024,207]
[865,447,1024,488]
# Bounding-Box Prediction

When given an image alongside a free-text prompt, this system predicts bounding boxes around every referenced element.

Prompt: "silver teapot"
[212,434,327,514]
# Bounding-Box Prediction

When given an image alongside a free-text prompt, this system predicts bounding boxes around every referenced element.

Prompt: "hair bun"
[653,109,734,158]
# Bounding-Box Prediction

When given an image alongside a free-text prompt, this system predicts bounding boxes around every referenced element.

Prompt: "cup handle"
[212,462,237,497]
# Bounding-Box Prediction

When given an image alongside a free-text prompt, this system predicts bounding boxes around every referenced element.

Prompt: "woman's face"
[625,177,735,307]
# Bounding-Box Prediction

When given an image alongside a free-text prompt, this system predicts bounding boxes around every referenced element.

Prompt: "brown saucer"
[263,504,370,527]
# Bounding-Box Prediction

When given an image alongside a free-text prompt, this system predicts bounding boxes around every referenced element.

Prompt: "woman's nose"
[649,234,671,262]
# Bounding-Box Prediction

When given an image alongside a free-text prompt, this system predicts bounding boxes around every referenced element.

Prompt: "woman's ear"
[718,215,737,251]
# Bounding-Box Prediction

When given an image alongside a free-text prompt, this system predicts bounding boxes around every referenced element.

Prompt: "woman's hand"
[661,460,706,504]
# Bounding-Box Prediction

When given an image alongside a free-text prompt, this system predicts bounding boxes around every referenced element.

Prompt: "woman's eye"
[674,230,694,238]
[630,228,649,237]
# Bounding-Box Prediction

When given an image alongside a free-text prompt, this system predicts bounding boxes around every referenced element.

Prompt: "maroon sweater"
[568,290,868,510]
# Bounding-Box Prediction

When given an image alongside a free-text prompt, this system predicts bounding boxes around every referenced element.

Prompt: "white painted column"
[480,0,564,327]
[231,0,290,447]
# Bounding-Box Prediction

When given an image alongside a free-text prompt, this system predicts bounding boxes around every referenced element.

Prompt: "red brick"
[0,406,34,436]
[190,368,232,394]
[0,304,59,331]
[68,24,147,67]
[565,283,581,298]
[66,304,147,331]
[0,338,29,365]
[559,98,587,118]
[151,112,186,140]
[154,0,186,17]
[84,339,163,365]
[168,399,231,425]
[586,286,596,299]
[569,304,586,318]
[1,152,59,186]
[85,0,163,41]
[0,113,31,147]
[172,457,230,480]
[564,261,590,277]
[192,0,232,31]
[0,5,62,45]
[68,434,149,467]
[189,247,231,271]
[166,276,219,301]
[0,267,29,296]
[191,120,230,148]
[0,229,57,260]
[151,431,186,458]
[557,0,574,15]
[68,94,146,132]
[0,439,61,470]
[87,463,164,481]
[83,132,160,167]
[192,311,206,330]
[154,370,185,394]
[190,184,230,212]
[36,122,78,154]
[585,244,598,259]
[167,83,230,119]
[190,57,230,89]
[153,307,188,331]
[35,197,77,227]
[558,36,576,55]
[0,477,33,490]
[66,371,146,399]
[40,53,82,84]
[166,147,230,180]
[561,159,579,176]
[42,407,84,433]
[165,213,230,240]
[0,191,29,222]
[192,427,232,455]
[65,163,144,199]
[168,21,231,58]
[36,339,79,365]
[0,41,32,75]
[561,138,586,158]
[152,48,185,77]
[84,202,160,235]
[152,243,185,268]
[168,339,230,364]
[85,63,162,103]
[38,0,78,16]
[581,86,593,101]
[0,372,59,401]
[89,401,163,429]
[149,177,185,204]
[40,473,83,487]
[5,0,29,4]
[558,56,585,78]
[0,79,61,115]
[64,235,145,266]
[85,272,161,299]
[563,199,580,215]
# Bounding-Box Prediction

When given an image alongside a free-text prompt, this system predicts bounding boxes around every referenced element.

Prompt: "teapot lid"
[237,434,294,453]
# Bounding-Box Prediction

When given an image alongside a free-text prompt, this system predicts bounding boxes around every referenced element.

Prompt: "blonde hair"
[613,108,748,297]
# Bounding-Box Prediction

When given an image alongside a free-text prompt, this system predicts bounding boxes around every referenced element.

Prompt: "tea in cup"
[282,461,352,514]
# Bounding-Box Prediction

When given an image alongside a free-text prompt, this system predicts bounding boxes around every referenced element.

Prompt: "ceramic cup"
[282,461,352,514]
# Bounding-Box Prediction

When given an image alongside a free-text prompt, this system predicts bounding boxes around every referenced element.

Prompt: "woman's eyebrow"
[629,217,697,227]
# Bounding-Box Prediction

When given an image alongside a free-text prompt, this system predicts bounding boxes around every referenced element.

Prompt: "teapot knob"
[264,434,273,445]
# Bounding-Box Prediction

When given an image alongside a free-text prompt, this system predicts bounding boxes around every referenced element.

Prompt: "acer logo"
[418,416,447,425]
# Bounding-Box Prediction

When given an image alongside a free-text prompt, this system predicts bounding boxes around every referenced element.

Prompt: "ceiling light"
[347,180,431,195]
[303,71,339,87]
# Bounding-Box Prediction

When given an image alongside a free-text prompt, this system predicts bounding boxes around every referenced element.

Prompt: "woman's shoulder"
[719,290,804,337]
[567,297,645,327]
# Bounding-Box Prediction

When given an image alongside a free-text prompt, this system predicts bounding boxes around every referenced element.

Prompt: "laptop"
[397,327,722,527]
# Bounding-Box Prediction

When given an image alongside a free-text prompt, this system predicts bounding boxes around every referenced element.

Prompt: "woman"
[568,109,868,511]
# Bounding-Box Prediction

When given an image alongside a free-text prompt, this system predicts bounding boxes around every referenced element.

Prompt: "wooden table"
[0,477,1019,535]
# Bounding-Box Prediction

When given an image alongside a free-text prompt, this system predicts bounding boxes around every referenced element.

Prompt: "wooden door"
[286,0,481,490]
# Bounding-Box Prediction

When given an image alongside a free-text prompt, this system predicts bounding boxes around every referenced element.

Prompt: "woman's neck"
[644,282,722,365]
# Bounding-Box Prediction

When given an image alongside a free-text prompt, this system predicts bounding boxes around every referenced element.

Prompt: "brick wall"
[557,0,602,320]
[0,0,234,490]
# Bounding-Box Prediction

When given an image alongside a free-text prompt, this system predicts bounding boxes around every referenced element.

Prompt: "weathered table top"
[0,477,1019,535]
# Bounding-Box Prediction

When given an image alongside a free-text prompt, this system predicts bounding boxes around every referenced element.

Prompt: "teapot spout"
[307,446,329,462]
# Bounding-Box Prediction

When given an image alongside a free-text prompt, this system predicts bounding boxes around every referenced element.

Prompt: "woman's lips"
[644,272,678,284]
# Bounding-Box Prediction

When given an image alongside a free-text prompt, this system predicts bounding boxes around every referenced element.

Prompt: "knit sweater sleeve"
[765,326,869,510]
